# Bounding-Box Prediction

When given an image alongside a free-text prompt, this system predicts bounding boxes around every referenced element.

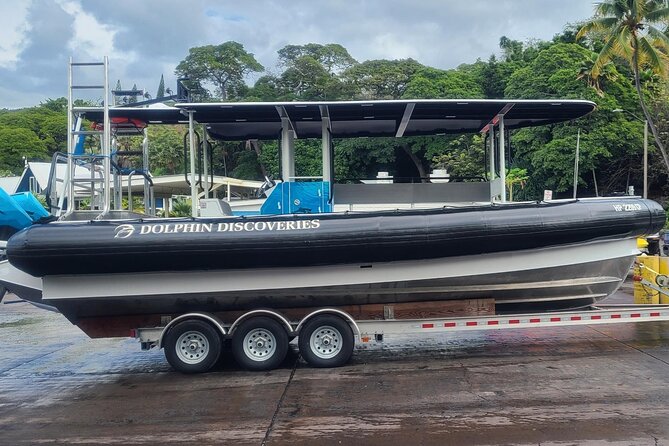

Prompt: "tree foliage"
[0,127,48,174]
[175,42,264,101]
[577,0,669,173]
[156,74,165,99]
[6,23,669,204]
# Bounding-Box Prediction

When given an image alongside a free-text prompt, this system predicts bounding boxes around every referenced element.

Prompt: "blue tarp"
[0,190,50,240]
[11,192,50,222]
[0,189,33,230]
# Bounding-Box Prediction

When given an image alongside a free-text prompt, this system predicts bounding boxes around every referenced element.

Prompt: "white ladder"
[60,56,111,219]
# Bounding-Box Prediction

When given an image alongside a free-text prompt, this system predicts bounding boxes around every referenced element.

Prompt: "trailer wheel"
[232,317,289,371]
[299,315,354,368]
[164,320,222,374]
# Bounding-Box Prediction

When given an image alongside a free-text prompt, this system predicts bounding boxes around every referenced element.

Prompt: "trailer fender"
[158,312,226,349]
[228,310,294,337]
[296,309,360,337]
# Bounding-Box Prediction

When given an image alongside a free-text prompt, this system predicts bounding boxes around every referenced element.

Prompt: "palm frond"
[645,5,669,21]
[646,25,669,51]
[595,0,626,18]
[592,34,623,77]
[632,0,648,21]
[637,36,669,76]
[576,17,621,40]
[612,25,634,59]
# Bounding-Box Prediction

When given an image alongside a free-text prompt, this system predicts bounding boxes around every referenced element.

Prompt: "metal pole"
[101,56,110,216]
[498,115,506,203]
[643,120,648,198]
[573,129,580,199]
[142,127,150,212]
[281,119,295,182]
[188,111,198,217]
[65,57,74,217]
[488,126,495,180]
[202,124,209,198]
[322,118,332,183]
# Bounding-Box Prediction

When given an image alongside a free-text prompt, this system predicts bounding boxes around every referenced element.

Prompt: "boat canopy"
[81,98,596,215]
[86,99,595,141]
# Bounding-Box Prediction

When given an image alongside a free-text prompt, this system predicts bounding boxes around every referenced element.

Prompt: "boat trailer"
[134,303,669,374]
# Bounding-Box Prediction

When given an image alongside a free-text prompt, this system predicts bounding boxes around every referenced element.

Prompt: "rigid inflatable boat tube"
[6,198,666,277]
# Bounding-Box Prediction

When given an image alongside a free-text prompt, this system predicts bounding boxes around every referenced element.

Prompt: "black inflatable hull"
[6,198,666,278]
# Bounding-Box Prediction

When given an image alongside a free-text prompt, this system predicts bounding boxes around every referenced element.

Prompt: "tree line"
[1,0,667,205]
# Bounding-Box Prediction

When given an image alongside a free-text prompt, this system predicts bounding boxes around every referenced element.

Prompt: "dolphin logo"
[114,224,135,239]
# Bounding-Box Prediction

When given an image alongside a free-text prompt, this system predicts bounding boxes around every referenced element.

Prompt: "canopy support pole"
[202,124,209,199]
[142,127,151,214]
[498,115,506,203]
[281,118,295,182]
[188,111,198,217]
[488,126,495,181]
[320,106,332,183]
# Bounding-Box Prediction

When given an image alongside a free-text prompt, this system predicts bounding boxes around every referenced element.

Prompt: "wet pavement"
[1,287,669,446]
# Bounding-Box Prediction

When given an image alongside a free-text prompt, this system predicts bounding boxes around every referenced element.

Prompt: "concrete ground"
[1,287,668,446]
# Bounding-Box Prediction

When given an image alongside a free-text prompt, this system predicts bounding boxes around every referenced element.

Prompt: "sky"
[0,0,595,109]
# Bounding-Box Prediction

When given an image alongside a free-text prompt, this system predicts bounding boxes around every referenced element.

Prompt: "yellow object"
[637,237,649,250]
[634,255,660,304]
[659,257,669,304]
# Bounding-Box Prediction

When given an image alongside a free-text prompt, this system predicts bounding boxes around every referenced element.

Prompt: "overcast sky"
[0,0,595,109]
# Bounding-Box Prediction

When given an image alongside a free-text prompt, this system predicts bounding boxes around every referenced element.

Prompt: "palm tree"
[577,0,669,173]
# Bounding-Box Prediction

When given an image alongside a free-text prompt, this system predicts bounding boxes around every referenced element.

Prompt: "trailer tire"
[299,315,354,368]
[164,320,222,374]
[232,317,289,371]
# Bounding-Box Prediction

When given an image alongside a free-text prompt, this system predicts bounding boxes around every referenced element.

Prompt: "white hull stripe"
[42,238,637,300]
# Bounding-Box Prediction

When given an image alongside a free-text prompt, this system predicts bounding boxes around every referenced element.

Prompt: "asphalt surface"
[1,287,669,446]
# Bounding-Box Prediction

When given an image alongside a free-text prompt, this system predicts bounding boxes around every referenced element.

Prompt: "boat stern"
[0,260,52,311]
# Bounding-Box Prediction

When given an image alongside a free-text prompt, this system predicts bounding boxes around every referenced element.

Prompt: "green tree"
[577,0,669,173]
[432,135,486,179]
[403,66,485,99]
[175,42,264,100]
[170,198,192,217]
[0,127,48,174]
[40,97,67,113]
[342,59,424,99]
[147,125,185,175]
[245,75,283,101]
[505,167,529,201]
[156,74,165,99]
[0,106,67,155]
[278,56,333,100]
[278,43,357,75]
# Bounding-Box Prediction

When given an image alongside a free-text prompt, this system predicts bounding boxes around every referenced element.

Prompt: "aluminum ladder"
[59,57,111,219]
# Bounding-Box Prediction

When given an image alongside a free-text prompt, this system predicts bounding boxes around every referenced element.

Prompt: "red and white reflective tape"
[417,310,669,330]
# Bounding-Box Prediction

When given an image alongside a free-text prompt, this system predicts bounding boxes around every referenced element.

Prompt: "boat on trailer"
[0,73,664,372]
[4,197,665,320]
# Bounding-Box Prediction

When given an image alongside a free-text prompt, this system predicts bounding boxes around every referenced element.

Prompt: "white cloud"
[0,0,597,108]
[57,0,114,56]
[0,1,32,69]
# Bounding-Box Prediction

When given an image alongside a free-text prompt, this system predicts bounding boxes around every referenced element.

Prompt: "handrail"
[336,176,486,184]
[127,170,154,213]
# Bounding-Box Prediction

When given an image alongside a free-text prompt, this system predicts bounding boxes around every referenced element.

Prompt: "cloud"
[0,1,32,69]
[0,0,595,109]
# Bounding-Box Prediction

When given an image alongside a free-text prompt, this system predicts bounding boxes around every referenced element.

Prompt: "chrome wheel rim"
[309,325,342,359]
[175,331,210,364]
[243,328,277,362]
